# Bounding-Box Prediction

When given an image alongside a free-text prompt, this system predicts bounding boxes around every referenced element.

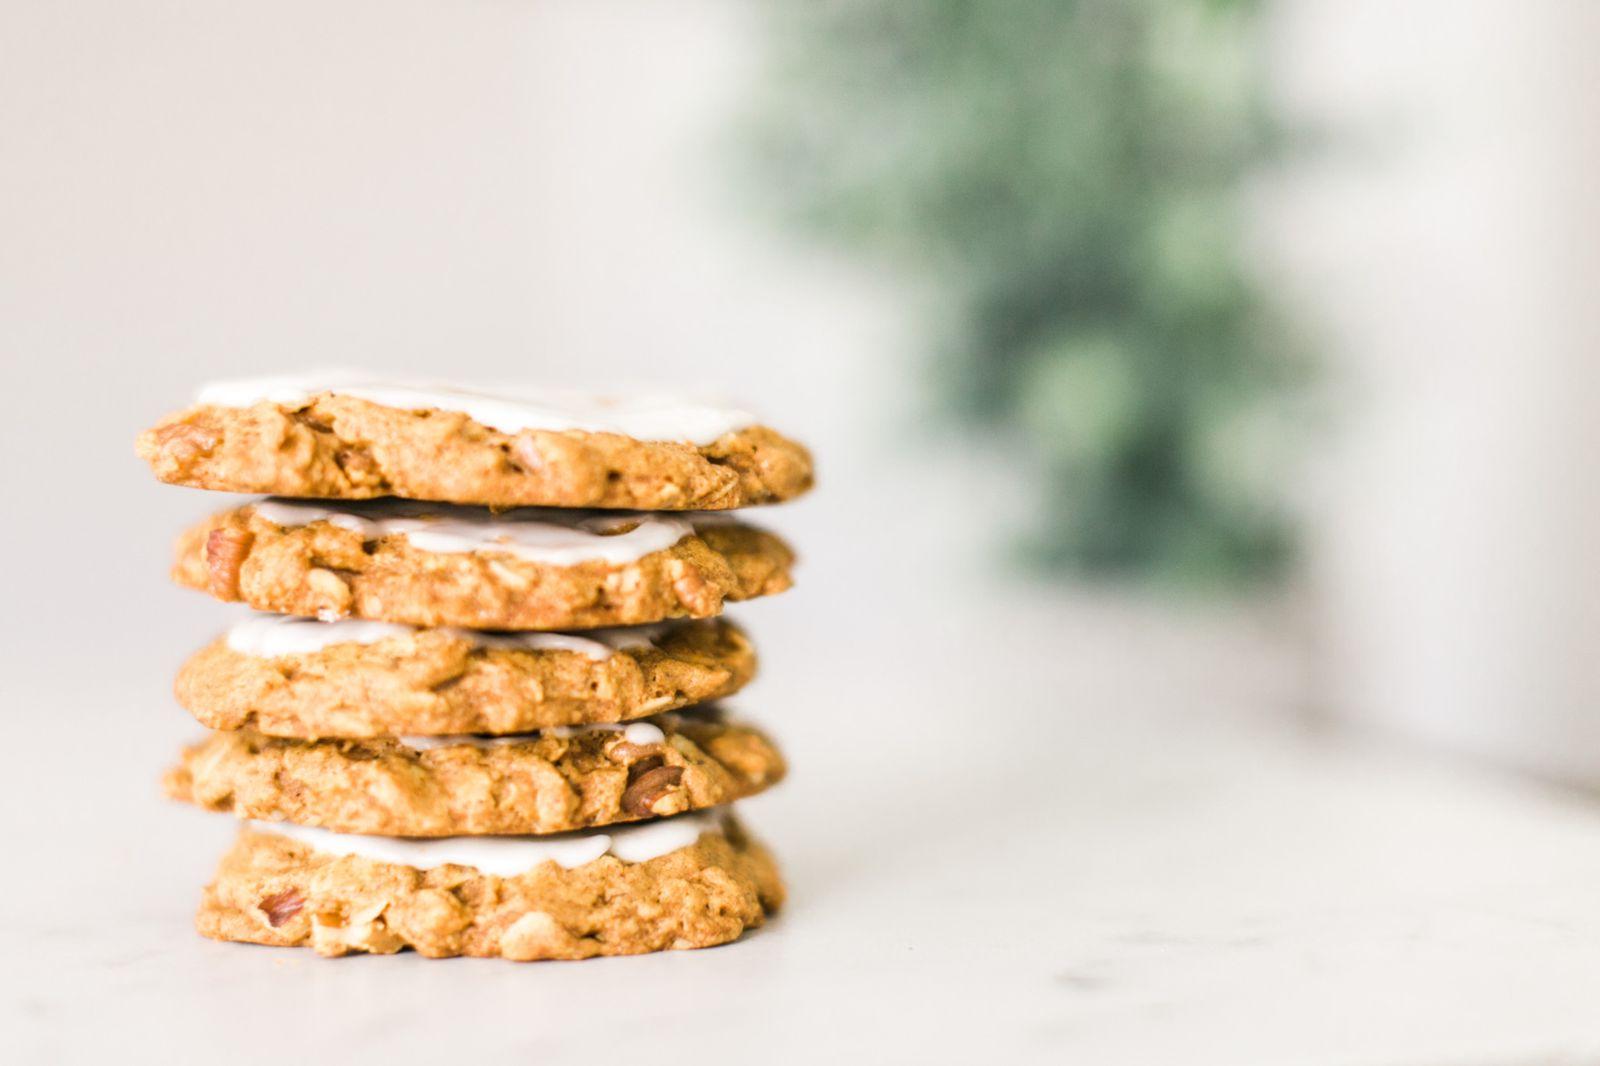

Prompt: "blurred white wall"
[1268,0,1600,779]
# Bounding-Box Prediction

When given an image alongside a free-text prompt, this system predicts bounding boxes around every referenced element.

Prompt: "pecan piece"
[203,527,254,599]
[306,567,354,618]
[152,421,219,468]
[621,765,684,816]
[669,560,719,617]
[258,888,304,927]
[333,446,382,488]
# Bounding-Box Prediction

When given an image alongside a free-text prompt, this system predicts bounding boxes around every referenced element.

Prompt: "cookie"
[137,374,813,510]
[163,709,785,836]
[177,615,755,737]
[173,499,795,630]
[196,811,781,959]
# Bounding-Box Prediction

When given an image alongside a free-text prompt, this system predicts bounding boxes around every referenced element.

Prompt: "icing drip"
[251,810,722,876]
[248,498,694,567]
[224,613,670,660]
[196,371,757,445]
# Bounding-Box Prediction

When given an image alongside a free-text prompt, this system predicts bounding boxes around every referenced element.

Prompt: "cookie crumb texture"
[197,822,783,959]
[164,713,786,836]
[172,505,795,630]
[177,619,756,737]
[137,395,813,509]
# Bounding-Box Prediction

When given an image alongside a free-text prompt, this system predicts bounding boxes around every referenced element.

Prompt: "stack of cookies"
[136,374,812,961]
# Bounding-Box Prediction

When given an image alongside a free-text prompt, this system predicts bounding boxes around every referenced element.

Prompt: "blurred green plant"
[749,0,1302,586]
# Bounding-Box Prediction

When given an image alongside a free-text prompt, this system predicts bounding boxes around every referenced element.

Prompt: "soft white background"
[1271,0,1600,780]
[6,3,1600,1064]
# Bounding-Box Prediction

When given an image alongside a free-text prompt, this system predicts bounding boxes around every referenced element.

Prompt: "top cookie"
[136,373,813,510]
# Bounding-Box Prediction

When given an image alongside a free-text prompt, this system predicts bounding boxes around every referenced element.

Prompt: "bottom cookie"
[197,810,782,960]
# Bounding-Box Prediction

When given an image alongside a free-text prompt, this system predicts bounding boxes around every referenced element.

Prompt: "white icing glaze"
[224,613,672,660]
[248,498,694,567]
[251,810,721,876]
[458,631,616,658]
[224,614,411,656]
[552,720,670,745]
[398,719,667,752]
[622,721,669,745]
[457,623,670,659]
[196,371,757,445]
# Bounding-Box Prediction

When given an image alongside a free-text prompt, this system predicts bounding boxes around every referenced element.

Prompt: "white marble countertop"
[11,585,1600,1066]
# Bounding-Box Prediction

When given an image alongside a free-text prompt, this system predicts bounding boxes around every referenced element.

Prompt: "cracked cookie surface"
[197,817,782,960]
[164,710,785,836]
[138,392,813,509]
[172,502,794,629]
[178,617,756,737]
